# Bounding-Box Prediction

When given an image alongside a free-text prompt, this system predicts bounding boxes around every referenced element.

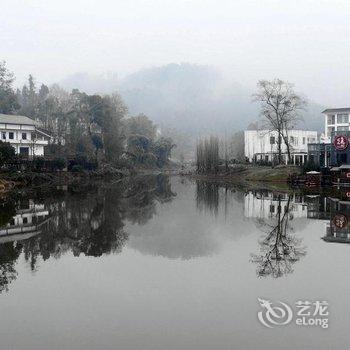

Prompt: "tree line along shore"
[0,60,176,180]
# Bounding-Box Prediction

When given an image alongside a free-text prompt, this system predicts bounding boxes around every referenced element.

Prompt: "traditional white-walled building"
[244,129,318,164]
[0,114,50,156]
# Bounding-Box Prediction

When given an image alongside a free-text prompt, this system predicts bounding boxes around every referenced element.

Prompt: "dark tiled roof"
[322,107,350,114]
[0,114,37,125]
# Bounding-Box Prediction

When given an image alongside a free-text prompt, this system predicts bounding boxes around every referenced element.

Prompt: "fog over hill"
[59,63,325,137]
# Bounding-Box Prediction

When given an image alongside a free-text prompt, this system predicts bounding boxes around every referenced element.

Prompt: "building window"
[9,132,14,139]
[337,126,348,131]
[303,137,306,145]
[270,205,275,213]
[337,114,349,124]
[19,147,29,156]
[22,132,27,140]
[308,145,317,151]
[327,114,336,124]
[327,127,335,136]
[270,136,275,144]
[1,132,5,140]
[23,217,28,224]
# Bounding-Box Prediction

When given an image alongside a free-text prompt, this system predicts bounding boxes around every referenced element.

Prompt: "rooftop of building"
[322,107,350,114]
[0,114,37,125]
[244,129,317,133]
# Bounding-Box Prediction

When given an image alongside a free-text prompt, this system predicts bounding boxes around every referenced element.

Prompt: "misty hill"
[59,72,119,94]
[58,63,325,136]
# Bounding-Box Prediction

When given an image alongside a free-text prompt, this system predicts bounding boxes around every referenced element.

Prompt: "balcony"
[3,139,48,145]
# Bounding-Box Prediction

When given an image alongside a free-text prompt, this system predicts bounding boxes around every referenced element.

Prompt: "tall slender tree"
[0,61,19,114]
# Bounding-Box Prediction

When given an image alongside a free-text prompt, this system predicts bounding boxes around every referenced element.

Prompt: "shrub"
[302,161,320,173]
[52,158,66,171]
[33,157,45,171]
[0,141,16,167]
[71,164,83,173]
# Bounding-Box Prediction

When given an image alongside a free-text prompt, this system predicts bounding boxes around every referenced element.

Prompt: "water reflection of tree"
[251,195,306,278]
[196,181,220,215]
[0,242,22,293]
[195,181,243,218]
[0,175,176,292]
[122,175,176,225]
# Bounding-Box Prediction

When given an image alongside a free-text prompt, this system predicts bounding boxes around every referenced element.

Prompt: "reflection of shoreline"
[322,198,350,244]
[0,201,50,244]
[244,189,350,246]
[0,175,177,293]
[3,178,350,290]
[244,191,308,220]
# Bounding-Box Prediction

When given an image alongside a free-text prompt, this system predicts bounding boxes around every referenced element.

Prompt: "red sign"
[332,214,348,229]
[334,135,349,150]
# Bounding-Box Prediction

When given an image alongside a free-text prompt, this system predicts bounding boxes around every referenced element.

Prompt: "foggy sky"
[1,0,350,106]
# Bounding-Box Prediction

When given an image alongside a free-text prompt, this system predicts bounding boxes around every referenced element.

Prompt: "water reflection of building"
[305,195,331,220]
[244,191,308,219]
[0,200,50,244]
[322,198,350,244]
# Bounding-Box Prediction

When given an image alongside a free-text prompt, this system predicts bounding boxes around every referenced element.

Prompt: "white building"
[323,107,350,139]
[244,129,318,164]
[0,114,50,156]
[244,192,308,220]
[0,200,50,244]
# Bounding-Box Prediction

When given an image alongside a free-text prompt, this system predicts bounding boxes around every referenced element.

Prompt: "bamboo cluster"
[196,136,219,173]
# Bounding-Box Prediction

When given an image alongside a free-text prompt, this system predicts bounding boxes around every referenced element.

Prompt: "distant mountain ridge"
[58,63,325,135]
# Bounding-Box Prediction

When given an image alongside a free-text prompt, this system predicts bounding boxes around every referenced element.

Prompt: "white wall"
[244,129,318,161]
[324,111,350,139]
[0,125,48,156]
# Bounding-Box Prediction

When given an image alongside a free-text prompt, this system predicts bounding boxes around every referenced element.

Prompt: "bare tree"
[253,79,307,164]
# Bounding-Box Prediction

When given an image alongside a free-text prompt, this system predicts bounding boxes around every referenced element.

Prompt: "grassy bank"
[187,164,302,189]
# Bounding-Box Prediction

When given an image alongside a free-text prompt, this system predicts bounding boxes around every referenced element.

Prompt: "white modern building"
[0,114,50,156]
[323,107,350,139]
[244,129,318,164]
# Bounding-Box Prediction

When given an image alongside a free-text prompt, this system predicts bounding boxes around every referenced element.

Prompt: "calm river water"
[0,175,349,350]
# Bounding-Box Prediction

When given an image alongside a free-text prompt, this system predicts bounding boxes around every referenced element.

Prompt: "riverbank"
[186,164,302,190]
[0,162,180,193]
[0,164,129,189]
[0,163,302,195]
